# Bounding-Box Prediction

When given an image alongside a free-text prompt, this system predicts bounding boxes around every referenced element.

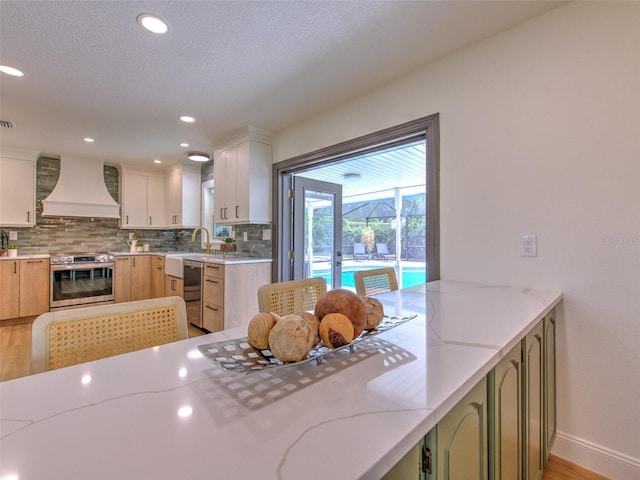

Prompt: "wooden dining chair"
[31,297,188,374]
[257,277,327,316]
[354,267,398,297]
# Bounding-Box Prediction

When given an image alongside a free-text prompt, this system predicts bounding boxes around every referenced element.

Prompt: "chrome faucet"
[191,226,212,255]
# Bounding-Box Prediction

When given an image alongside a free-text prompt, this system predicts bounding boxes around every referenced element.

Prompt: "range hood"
[42,156,120,218]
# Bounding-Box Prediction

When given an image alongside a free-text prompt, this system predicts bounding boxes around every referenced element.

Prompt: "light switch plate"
[9,231,17,241]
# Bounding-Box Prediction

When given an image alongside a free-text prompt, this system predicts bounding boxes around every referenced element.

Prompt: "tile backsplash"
[2,156,272,257]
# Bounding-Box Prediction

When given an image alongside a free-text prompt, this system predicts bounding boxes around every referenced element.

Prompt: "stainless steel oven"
[50,253,115,309]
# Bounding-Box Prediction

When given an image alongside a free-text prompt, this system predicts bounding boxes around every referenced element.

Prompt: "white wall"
[273,2,640,478]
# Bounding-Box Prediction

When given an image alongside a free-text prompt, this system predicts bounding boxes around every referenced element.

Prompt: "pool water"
[312,266,426,289]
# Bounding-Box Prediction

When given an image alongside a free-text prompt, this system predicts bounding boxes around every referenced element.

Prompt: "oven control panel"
[50,254,115,264]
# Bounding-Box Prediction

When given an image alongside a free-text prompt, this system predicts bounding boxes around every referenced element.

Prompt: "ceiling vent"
[0,120,14,128]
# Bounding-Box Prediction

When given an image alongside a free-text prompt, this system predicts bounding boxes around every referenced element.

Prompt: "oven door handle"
[50,262,115,271]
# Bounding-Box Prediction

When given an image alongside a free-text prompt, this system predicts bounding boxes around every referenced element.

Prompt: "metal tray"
[197,314,417,375]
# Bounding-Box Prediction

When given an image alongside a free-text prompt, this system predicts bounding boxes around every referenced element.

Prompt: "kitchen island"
[0,280,561,479]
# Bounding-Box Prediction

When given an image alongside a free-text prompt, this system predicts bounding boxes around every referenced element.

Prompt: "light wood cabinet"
[202,263,224,332]
[200,261,271,333]
[19,258,49,316]
[151,255,165,298]
[121,168,165,228]
[115,255,151,303]
[165,274,183,297]
[165,162,200,228]
[0,260,20,319]
[114,256,131,303]
[0,156,36,227]
[0,258,49,320]
[213,132,272,225]
[489,343,523,480]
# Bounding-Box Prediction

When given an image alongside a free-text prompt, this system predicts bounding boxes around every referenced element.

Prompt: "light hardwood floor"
[0,321,611,480]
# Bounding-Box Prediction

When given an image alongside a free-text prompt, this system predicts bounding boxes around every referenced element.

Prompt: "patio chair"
[353,242,368,261]
[257,277,327,316]
[354,267,398,297]
[376,243,396,261]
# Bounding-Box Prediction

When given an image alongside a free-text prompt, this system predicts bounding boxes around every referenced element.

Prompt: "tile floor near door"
[0,320,611,480]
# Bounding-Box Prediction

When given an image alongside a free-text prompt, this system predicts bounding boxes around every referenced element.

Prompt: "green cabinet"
[426,377,488,480]
[383,308,557,480]
[544,312,557,463]
[524,321,544,480]
[489,343,523,480]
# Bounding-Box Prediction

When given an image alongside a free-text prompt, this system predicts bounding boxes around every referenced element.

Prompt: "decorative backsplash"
[2,156,272,257]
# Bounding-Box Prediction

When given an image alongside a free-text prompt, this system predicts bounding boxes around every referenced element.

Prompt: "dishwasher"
[183,260,203,328]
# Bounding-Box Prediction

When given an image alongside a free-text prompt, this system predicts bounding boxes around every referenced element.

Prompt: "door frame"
[272,113,440,283]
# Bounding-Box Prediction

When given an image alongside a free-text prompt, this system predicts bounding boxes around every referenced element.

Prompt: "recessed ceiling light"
[154,159,162,164]
[188,151,210,162]
[84,137,94,143]
[137,14,169,34]
[179,115,195,123]
[180,143,189,147]
[343,173,362,182]
[0,65,24,77]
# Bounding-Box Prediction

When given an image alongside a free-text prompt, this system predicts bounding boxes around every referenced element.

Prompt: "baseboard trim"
[552,431,640,479]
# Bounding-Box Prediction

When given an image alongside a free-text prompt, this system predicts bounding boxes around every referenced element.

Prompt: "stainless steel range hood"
[42,156,120,218]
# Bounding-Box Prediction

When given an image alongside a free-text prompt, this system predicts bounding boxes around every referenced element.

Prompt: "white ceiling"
[0,1,562,170]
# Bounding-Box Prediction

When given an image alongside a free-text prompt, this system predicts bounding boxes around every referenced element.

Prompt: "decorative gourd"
[314,289,366,337]
[296,311,320,346]
[319,313,355,348]
[268,314,315,362]
[362,296,384,330]
[247,312,280,349]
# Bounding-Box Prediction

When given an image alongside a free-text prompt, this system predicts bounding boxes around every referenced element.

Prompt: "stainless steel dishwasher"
[183,260,203,328]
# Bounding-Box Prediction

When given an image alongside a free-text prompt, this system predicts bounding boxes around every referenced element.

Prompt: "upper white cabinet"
[165,162,200,228]
[214,128,272,225]
[120,168,165,229]
[0,154,36,227]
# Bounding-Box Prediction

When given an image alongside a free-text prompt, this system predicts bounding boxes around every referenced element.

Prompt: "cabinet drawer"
[203,303,224,333]
[203,263,224,280]
[203,276,224,306]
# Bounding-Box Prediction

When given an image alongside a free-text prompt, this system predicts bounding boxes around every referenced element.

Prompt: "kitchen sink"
[164,254,184,278]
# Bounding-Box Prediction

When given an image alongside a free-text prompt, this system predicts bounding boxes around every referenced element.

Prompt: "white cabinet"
[165,163,200,228]
[0,156,36,226]
[214,131,271,225]
[121,168,165,228]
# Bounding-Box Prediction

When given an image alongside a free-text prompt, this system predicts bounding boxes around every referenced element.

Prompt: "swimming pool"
[311,265,427,289]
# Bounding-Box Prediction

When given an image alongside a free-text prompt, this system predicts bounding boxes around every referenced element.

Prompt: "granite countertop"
[0,280,561,480]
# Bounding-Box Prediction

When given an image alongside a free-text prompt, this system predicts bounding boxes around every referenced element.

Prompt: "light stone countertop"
[0,254,50,261]
[0,280,561,480]
[111,251,272,264]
